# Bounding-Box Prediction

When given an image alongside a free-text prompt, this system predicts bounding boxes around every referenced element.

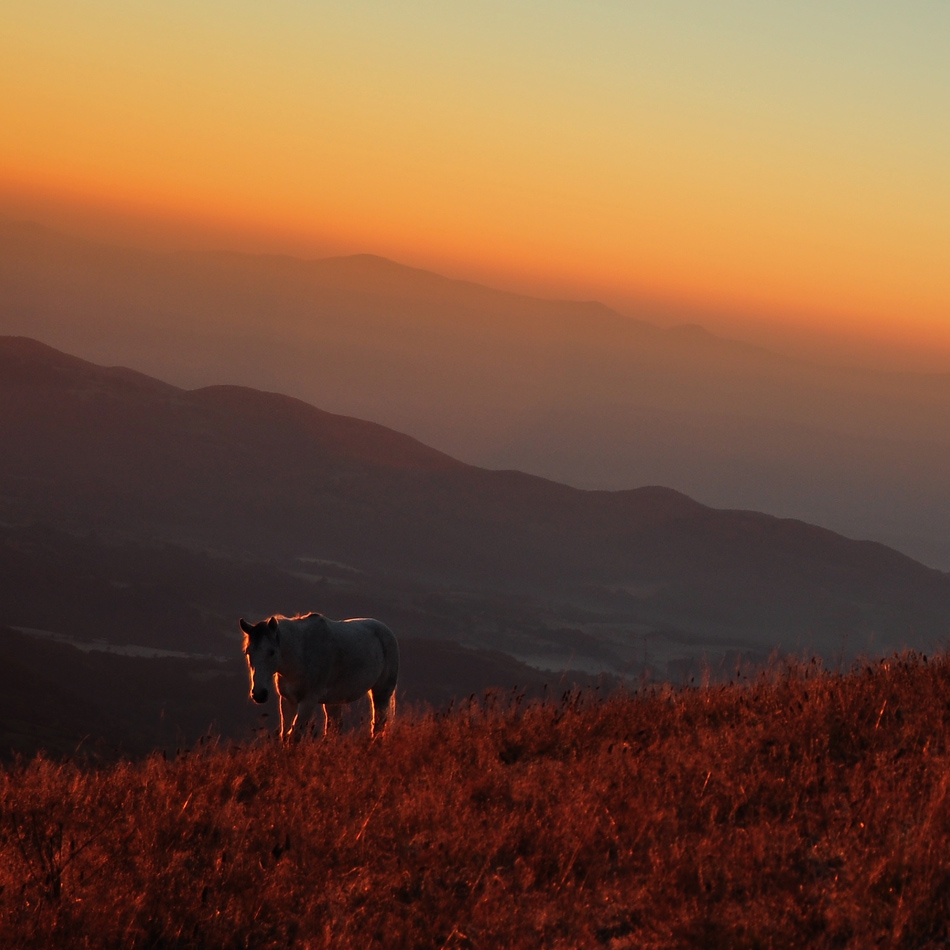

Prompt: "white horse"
[240,613,399,740]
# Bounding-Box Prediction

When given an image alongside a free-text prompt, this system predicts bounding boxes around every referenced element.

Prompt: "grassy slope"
[3,655,950,949]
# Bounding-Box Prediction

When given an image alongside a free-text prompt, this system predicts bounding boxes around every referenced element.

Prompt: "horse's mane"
[243,612,326,647]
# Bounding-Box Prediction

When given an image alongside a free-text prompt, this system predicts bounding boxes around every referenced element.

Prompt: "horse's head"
[240,616,281,704]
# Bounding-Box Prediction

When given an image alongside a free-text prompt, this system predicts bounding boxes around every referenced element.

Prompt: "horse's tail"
[371,621,399,735]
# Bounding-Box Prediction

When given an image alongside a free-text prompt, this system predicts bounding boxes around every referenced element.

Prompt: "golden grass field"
[3,654,950,948]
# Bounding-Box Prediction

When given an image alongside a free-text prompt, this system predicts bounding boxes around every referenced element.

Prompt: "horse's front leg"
[325,704,344,735]
[279,693,298,742]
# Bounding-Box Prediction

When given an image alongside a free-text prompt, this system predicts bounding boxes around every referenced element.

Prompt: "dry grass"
[3,654,950,948]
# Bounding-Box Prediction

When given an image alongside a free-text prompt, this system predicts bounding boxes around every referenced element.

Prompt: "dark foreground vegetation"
[4,655,950,949]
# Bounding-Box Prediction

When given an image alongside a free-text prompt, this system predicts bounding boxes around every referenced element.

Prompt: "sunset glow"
[2,2,948,361]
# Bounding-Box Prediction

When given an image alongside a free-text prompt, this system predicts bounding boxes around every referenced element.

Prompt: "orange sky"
[2,2,948,369]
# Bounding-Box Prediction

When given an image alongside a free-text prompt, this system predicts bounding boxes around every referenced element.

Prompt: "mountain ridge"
[5,217,950,578]
[3,335,949,676]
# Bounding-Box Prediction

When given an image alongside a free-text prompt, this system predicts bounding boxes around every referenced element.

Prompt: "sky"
[1,1,948,367]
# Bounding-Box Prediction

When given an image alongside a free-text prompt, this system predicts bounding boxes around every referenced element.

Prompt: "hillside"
[2,655,950,948]
[2,336,949,676]
[4,220,950,568]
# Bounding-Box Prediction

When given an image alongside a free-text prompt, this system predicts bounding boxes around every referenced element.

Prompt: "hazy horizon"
[2,2,948,372]
[2,205,950,378]
[4,217,950,574]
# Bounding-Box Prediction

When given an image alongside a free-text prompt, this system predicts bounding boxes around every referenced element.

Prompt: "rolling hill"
[2,335,949,680]
[4,219,950,568]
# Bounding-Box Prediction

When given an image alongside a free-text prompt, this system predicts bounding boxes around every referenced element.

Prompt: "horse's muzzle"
[251,688,269,704]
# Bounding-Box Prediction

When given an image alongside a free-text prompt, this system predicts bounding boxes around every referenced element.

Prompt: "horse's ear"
[239,618,254,635]
[267,617,280,642]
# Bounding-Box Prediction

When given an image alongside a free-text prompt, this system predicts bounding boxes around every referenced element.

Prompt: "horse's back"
[358,617,398,656]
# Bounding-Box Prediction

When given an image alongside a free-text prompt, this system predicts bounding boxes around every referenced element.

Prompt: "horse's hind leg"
[370,623,398,737]
[370,684,395,737]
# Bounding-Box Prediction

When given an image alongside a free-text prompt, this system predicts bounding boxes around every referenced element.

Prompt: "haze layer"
[4,223,950,571]
[2,2,949,366]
